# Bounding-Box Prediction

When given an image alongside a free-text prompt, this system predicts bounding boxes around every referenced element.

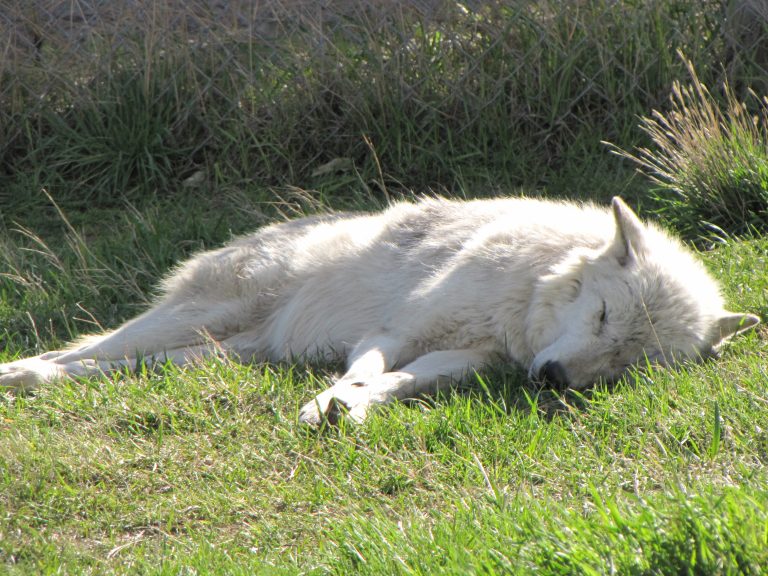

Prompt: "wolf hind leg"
[50,300,227,365]
[0,294,248,391]
[0,340,238,392]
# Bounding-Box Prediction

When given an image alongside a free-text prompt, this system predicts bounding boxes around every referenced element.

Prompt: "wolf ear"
[610,197,646,266]
[714,312,760,345]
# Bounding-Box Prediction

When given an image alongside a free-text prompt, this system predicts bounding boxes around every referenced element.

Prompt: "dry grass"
[612,56,768,238]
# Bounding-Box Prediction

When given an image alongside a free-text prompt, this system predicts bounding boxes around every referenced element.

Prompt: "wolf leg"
[299,348,490,424]
[0,294,246,391]
[297,335,404,424]
[0,341,234,392]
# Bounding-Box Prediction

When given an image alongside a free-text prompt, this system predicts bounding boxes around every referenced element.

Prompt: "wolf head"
[526,197,759,389]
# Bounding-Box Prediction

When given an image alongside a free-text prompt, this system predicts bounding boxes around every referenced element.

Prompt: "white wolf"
[0,196,759,423]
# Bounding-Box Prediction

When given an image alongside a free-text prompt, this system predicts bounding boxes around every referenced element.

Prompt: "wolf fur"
[0,196,759,423]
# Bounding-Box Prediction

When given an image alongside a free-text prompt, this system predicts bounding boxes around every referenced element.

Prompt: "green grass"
[1,285,767,573]
[2,1,768,573]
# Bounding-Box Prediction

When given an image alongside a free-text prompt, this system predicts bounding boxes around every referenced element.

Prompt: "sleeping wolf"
[0,197,759,423]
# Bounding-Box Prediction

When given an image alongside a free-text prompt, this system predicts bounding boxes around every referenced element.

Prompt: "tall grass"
[33,62,206,205]
[1,0,760,210]
[612,58,768,239]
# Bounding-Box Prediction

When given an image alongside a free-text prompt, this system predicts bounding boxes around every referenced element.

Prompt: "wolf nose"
[537,361,569,390]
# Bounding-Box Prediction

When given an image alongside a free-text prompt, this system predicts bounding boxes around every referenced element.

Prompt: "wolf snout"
[536,360,569,390]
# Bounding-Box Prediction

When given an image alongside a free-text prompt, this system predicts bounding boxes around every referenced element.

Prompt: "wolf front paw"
[298,372,415,425]
[298,381,380,426]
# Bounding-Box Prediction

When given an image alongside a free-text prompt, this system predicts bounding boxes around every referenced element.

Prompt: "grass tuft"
[35,59,205,205]
[611,57,768,239]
